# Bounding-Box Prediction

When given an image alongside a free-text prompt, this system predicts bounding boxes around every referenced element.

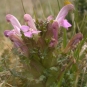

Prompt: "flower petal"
[55,4,74,29]
[8,34,28,57]
[21,25,30,32]
[47,15,54,22]
[24,32,33,38]
[32,30,41,34]
[6,14,21,29]
[24,14,37,30]
[4,30,15,37]
[14,26,21,35]
[4,30,11,37]
[60,19,72,29]
[56,4,74,22]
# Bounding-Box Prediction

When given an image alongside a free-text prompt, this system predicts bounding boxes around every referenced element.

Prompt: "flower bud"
[63,33,83,53]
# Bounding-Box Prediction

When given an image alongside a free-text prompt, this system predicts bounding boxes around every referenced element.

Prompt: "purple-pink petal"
[14,26,21,35]
[32,30,41,34]
[47,15,54,22]
[60,19,72,29]
[24,14,37,30]
[21,25,41,38]
[24,32,33,38]
[4,30,11,37]
[6,14,22,36]
[21,25,30,32]
[4,30,15,37]
[24,30,41,38]
[6,14,21,29]
[55,4,74,29]
[56,4,74,21]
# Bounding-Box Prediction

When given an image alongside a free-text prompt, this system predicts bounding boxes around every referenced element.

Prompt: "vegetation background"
[0,0,87,87]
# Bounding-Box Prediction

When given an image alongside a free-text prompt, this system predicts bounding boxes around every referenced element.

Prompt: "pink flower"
[63,33,83,53]
[4,14,28,57]
[4,30,14,37]
[24,14,37,30]
[49,21,59,47]
[47,15,54,22]
[21,25,41,38]
[21,14,41,38]
[6,14,21,35]
[4,30,28,57]
[55,4,74,29]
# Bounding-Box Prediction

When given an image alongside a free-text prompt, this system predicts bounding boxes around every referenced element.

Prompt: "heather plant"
[1,1,87,87]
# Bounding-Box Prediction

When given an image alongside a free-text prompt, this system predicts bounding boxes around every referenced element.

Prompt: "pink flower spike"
[55,4,74,29]
[6,14,21,29]
[24,14,37,30]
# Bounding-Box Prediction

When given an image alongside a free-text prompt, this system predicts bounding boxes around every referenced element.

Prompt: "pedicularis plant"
[3,3,87,87]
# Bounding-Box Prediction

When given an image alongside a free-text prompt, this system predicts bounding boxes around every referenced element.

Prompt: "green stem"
[57,0,60,10]
[48,0,54,15]
[21,0,26,14]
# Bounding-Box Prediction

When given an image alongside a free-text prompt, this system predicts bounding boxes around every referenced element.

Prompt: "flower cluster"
[3,3,84,87]
[4,4,76,57]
